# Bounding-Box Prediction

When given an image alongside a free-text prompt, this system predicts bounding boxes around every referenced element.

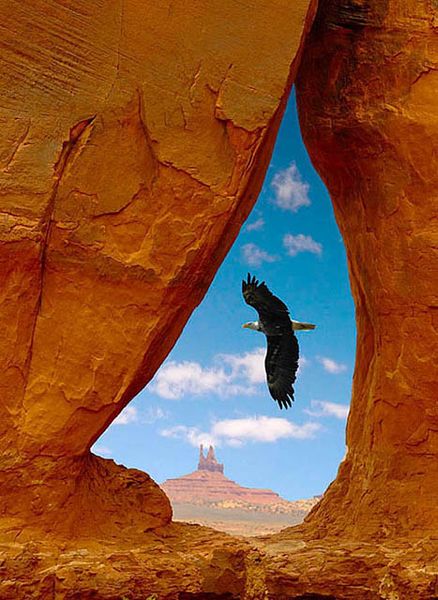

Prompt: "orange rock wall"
[296,0,438,540]
[0,0,315,538]
[1,0,437,595]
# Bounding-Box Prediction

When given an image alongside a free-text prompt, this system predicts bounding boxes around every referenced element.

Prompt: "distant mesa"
[161,445,320,513]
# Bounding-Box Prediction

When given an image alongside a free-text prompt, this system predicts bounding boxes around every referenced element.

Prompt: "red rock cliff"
[0,0,315,541]
[1,0,437,597]
[197,444,224,473]
[256,0,438,597]
[162,445,285,506]
[295,0,438,542]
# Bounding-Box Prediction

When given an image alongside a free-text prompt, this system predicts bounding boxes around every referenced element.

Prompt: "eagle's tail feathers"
[291,320,316,331]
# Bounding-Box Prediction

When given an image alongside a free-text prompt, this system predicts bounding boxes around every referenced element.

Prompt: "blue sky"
[93,90,356,501]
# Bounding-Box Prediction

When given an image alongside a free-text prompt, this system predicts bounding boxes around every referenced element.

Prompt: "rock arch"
[0,0,436,597]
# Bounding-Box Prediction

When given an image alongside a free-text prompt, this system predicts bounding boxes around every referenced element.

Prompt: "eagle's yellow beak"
[242,323,250,329]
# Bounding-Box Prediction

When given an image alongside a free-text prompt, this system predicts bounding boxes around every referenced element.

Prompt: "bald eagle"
[242,274,315,409]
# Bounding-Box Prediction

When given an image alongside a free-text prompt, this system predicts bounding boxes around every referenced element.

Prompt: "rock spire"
[198,445,224,474]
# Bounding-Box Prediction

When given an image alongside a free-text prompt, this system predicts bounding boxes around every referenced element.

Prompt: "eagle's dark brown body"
[242,274,299,409]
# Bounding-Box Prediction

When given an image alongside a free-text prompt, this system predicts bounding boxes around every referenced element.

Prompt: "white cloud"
[150,349,312,402]
[304,400,350,420]
[246,217,265,232]
[143,406,168,424]
[161,425,217,448]
[92,444,113,458]
[111,405,167,427]
[283,234,322,257]
[220,347,266,385]
[298,356,310,371]
[149,348,268,400]
[212,416,320,444]
[271,163,311,212]
[150,361,232,400]
[161,416,321,447]
[113,405,139,425]
[241,243,277,267]
[318,357,347,374]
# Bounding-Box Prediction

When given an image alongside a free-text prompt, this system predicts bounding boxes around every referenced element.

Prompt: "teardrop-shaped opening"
[93,90,356,537]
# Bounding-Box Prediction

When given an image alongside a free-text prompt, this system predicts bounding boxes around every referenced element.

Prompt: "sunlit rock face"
[0,0,315,540]
[3,0,435,596]
[255,1,438,596]
[295,0,437,542]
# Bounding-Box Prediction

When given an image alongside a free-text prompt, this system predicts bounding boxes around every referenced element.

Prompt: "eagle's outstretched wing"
[242,273,299,409]
[242,273,289,324]
[265,331,299,409]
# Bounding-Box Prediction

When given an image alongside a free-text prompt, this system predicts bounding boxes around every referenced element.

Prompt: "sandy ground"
[172,502,308,537]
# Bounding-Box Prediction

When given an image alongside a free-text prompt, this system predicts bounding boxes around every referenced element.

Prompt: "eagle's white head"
[242,321,261,331]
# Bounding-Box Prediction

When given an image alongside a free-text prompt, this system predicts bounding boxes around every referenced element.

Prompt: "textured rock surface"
[2,529,435,599]
[258,0,438,596]
[197,444,225,473]
[295,0,438,543]
[2,0,437,597]
[256,536,438,600]
[0,0,315,541]
[0,523,253,600]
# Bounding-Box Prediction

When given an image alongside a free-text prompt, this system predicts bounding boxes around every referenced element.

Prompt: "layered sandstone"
[1,0,437,597]
[0,0,316,543]
[295,0,438,543]
[258,0,438,595]
[161,445,286,506]
[163,470,284,507]
[162,446,320,538]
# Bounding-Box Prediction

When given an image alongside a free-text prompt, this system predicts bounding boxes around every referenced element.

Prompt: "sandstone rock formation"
[0,0,315,544]
[296,0,438,543]
[162,446,320,538]
[258,0,438,595]
[162,445,288,506]
[0,523,254,600]
[1,0,437,596]
[197,444,224,473]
